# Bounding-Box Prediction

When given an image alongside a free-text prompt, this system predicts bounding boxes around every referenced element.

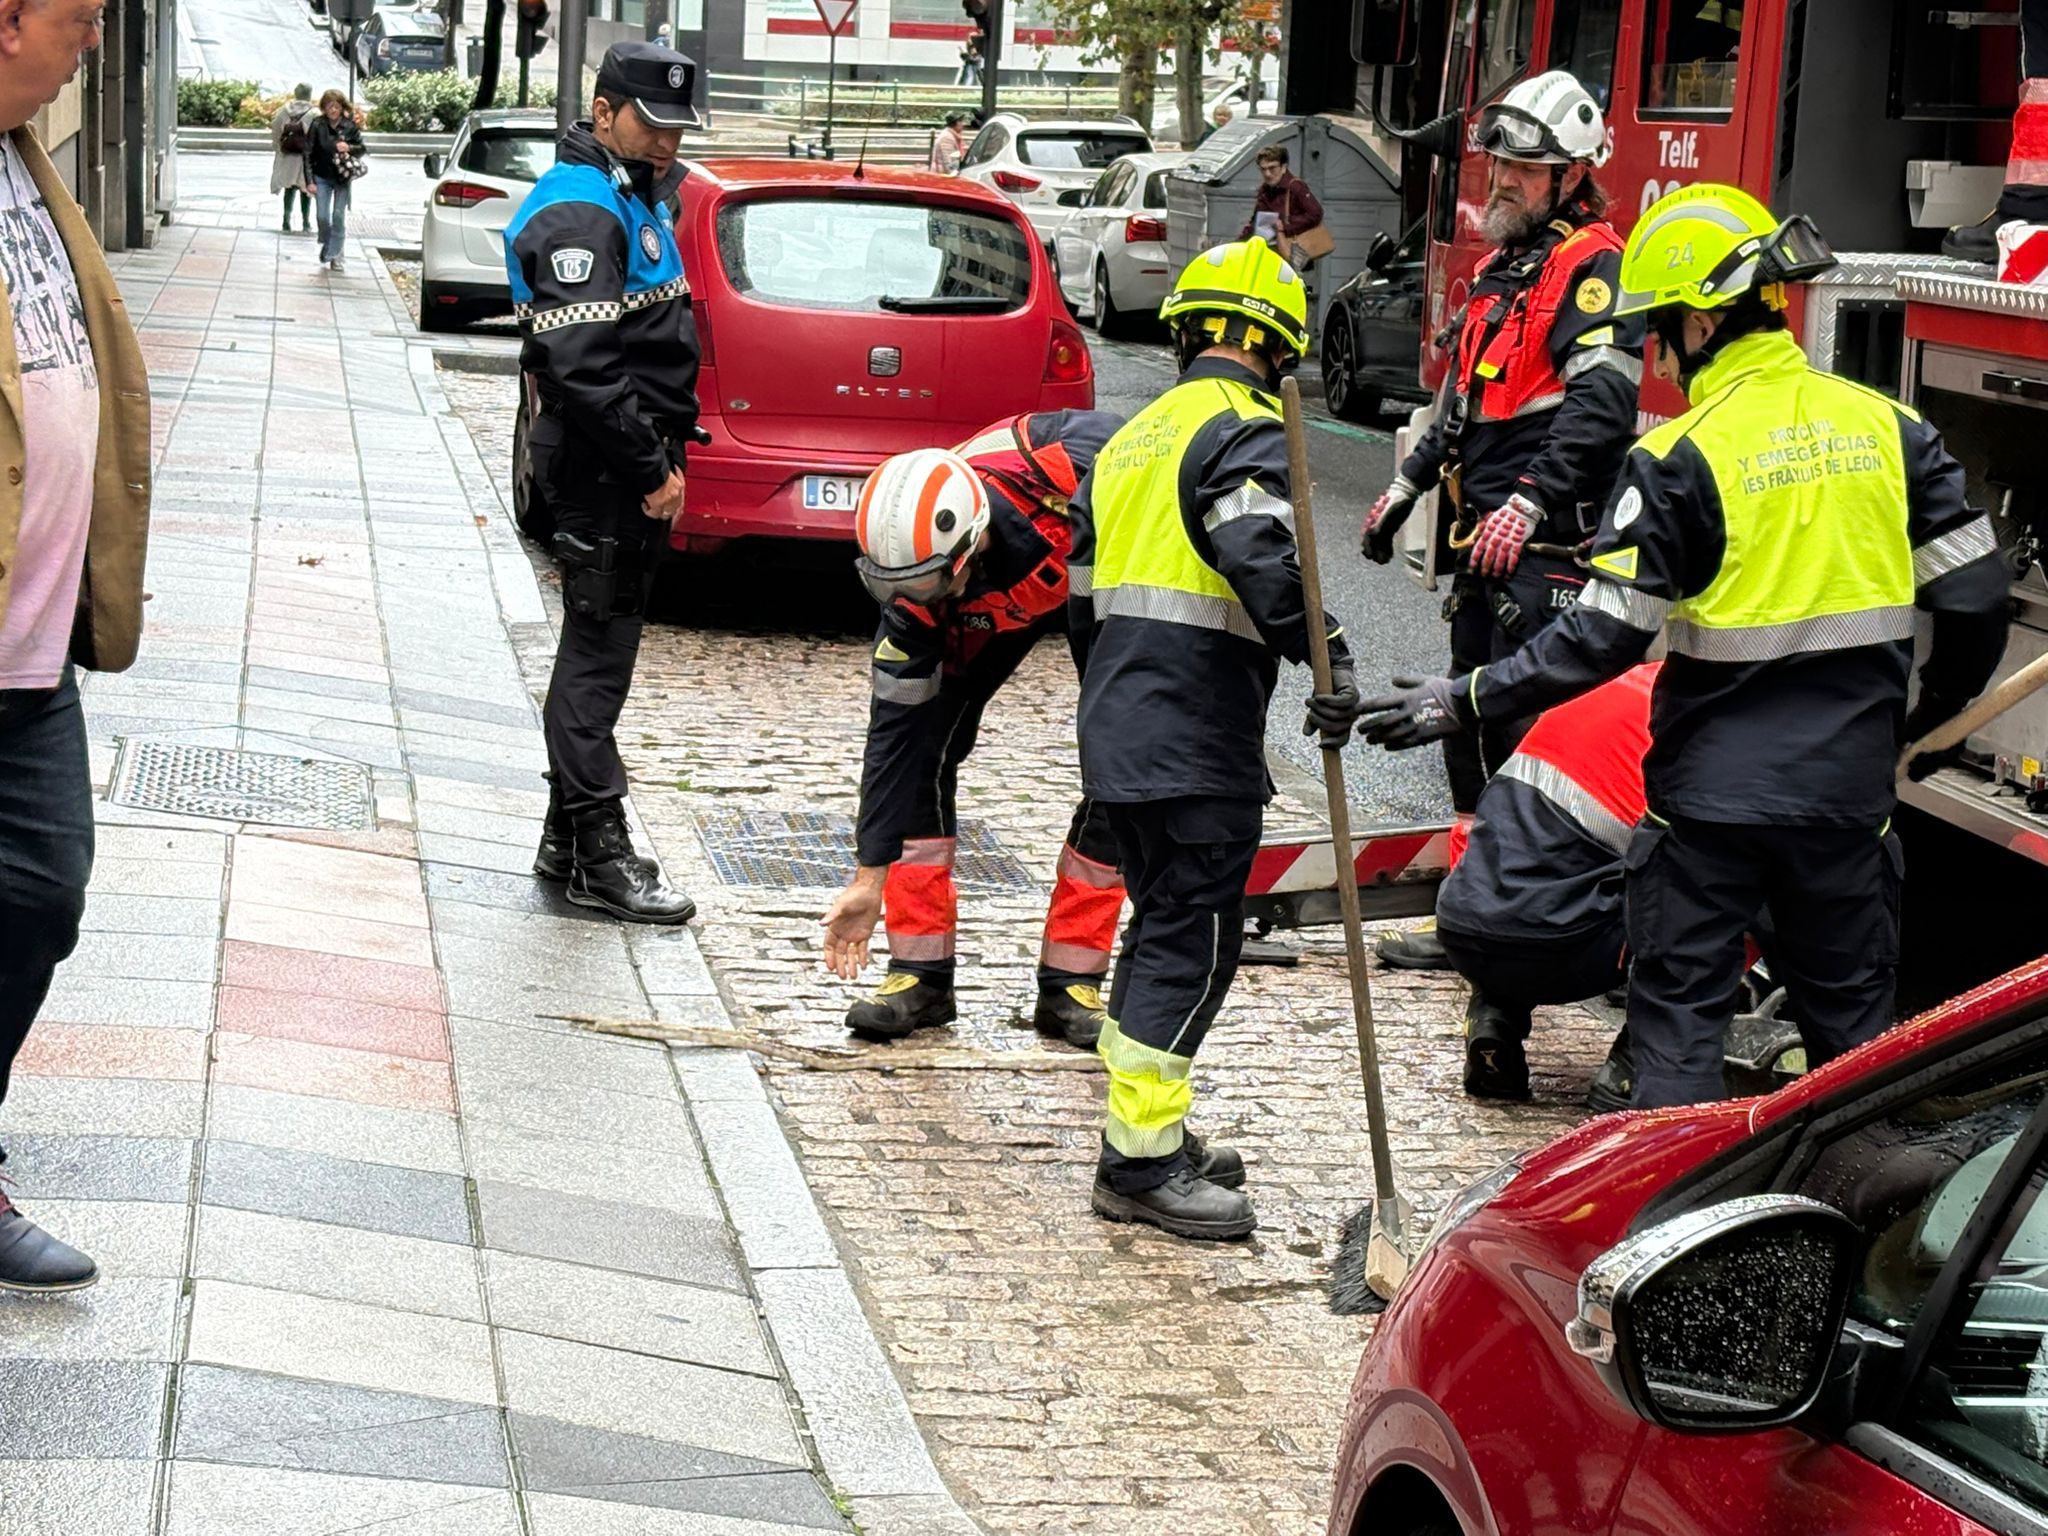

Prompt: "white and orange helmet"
[853,447,991,606]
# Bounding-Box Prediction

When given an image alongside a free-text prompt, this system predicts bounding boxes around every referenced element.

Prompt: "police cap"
[595,41,700,129]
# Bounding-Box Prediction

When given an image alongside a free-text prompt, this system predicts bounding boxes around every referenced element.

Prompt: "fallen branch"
[549,1013,1105,1074]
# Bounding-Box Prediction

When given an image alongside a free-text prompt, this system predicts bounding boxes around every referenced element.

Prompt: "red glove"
[1360,474,1420,565]
[1468,493,1543,579]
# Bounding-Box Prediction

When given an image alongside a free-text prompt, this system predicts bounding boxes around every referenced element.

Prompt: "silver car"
[1046,151,1190,339]
[956,113,1153,246]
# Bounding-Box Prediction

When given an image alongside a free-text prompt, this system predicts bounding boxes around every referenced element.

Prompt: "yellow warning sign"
[876,639,909,661]
[1590,546,1639,580]
[1576,278,1612,314]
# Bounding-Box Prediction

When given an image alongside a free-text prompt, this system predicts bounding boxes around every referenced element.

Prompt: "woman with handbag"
[1238,146,1331,269]
[305,89,367,275]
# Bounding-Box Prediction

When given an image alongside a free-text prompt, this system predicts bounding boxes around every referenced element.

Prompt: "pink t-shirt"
[0,137,100,690]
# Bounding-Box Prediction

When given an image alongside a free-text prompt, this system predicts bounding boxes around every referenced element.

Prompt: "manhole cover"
[109,740,374,830]
[694,809,1036,891]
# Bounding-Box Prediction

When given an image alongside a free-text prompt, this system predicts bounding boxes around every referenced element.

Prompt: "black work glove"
[1358,673,1471,751]
[1901,693,1966,782]
[1303,662,1362,750]
[1360,475,1420,565]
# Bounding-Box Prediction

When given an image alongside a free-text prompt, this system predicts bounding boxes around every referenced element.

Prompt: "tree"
[1041,0,1246,145]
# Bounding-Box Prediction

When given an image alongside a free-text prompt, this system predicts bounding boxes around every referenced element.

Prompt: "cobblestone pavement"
[440,371,1618,1535]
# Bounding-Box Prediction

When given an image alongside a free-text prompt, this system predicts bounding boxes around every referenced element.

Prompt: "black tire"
[417,279,462,333]
[512,390,554,546]
[1321,311,1377,424]
[1094,260,1133,341]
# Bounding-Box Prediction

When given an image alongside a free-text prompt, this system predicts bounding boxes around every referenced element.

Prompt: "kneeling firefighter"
[821,411,1128,1048]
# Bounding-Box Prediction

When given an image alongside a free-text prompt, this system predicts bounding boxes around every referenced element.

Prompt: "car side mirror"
[1567,1194,1858,1433]
[1396,110,1464,164]
[1364,232,1395,272]
[424,153,447,178]
[1056,188,1089,208]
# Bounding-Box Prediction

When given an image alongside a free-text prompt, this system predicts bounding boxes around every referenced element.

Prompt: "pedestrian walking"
[505,41,701,924]
[1358,184,2012,1110]
[821,410,1126,1048]
[270,84,316,235]
[305,88,364,274]
[1358,70,1641,973]
[1069,239,1362,1241]
[929,109,971,175]
[0,0,154,1292]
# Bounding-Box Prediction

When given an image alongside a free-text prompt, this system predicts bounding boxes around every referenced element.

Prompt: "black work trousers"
[1097,796,1262,1193]
[1437,918,1628,1040]
[1441,556,1587,812]
[533,418,665,818]
[0,671,93,1123]
[1625,816,1902,1109]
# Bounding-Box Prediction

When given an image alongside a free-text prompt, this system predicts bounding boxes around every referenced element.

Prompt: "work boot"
[1584,1028,1635,1114]
[1942,210,2001,265]
[0,1177,97,1295]
[566,809,696,925]
[1182,1129,1245,1190]
[1463,991,1532,1102]
[846,972,956,1041]
[1032,982,1106,1049]
[533,773,572,882]
[1374,917,1452,971]
[1090,1166,1256,1241]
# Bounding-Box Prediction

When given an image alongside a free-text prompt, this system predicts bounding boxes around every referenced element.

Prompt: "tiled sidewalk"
[0,175,973,1534]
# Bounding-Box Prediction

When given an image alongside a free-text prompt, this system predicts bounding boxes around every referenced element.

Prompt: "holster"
[553,530,620,622]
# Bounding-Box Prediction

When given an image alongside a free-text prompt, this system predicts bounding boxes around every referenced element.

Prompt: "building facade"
[33,0,174,251]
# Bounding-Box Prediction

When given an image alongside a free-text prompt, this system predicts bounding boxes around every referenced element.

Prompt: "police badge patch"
[550,247,595,284]
[640,226,662,262]
[668,64,686,88]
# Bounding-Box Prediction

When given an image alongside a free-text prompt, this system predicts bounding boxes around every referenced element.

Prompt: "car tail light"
[692,299,713,366]
[376,37,390,56]
[992,169,1042,193]
[433,181,506,209]
[1123,215,1167,244]
[1045,318,1090,385]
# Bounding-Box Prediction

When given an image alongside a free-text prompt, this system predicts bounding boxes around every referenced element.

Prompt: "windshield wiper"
[877,295,1014,313]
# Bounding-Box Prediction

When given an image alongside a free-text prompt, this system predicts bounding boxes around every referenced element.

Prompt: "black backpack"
[281,111,309,157]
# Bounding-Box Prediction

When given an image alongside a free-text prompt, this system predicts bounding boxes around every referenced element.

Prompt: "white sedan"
[956,113,1154,245]
[418,108,556,332]
[1045,151,1189,339]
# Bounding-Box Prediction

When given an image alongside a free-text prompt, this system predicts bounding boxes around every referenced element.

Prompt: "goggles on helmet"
[1475,102,1570,162]
[855,549,969,609]
[1694,213,1838,304]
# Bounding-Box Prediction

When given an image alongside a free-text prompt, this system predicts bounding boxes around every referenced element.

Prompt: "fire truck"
[1274,0,2045,1007]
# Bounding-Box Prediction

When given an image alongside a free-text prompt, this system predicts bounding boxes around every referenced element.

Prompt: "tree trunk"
[1119,41,1157,132]
[1174,18,1204,150]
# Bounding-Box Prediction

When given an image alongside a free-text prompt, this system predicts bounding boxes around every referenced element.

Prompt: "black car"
[1319,219,1432,425]
[343,5,446,73]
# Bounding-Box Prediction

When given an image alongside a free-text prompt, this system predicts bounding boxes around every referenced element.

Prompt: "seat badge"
[551,247,595,284]
[869,346,902,377]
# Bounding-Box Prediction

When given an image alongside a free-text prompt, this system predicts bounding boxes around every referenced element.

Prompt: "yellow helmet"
[1159,239,1311,359]
[1617,182,1836,315]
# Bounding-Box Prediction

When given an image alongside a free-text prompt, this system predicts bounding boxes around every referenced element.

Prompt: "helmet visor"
[1475,103,1566,163]
[1756,214,1837,285]
[855,551,962,609]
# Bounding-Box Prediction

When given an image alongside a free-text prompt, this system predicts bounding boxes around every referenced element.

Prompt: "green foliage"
[233,91,294,131]
[363,69,558,132]
[176,77,260,127]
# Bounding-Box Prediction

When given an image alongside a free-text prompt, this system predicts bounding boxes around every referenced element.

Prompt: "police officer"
[1359,71,1643,970]
[507,42,701,924]
[1358,185,2012,1109]
[819,411,1127,1048]
[1070,240,1361,1241]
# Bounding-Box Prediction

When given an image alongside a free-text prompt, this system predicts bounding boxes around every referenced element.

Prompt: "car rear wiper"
[876,295,1014,313]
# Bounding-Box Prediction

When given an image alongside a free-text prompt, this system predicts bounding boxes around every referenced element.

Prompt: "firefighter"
[1070,240,1362,1241]
[1358,184,2012,1109]
[507,42,700,924]
[821,412,1127,1048]
[1358,69,1644,971]
[1437,664,1656,1105]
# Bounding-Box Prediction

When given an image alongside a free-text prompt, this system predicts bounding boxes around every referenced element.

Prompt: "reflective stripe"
[1562,345,1644,385]
[1098,1016,1193,1081]
[1579,578,1670,632]
[1067,562,1093,598]
[1099,1017,1193,1159]
[622,275,690,310]
[897,837,956,867]
[1479,389,1564,423]
[1038,938,1111,975]
[1667,604,1917,662]
[1054,845,1123,889]
[516,299,622,332]
[1202,482,1293,534]
[884,931,955,962]
[1495,755,1635,856]
[1094,583,1263,643]
[871,669,941,705]
[1913,514,1998,587]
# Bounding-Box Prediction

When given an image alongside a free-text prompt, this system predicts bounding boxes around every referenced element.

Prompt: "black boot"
[1463,990,1532,1102]
[0,1181,96,1294]
[846,972,956,1041]
[1375,918,1452,971]
[1031,981,1106,1049]
[1584,1027,1635,1113]
[567,808,696,925]
[1090,1166,1256,1241]
[1181,1129,1245,1189]
[534,772,572,882]
[1942,210,2001,265]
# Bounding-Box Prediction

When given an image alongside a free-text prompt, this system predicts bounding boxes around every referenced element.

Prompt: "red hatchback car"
[665,159,1092,555]
[1332,955,2048,1536]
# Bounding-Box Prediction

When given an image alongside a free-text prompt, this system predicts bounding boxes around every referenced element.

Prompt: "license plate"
[802,475,865,512]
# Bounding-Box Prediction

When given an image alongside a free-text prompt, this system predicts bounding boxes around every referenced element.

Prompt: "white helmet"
[1477,70,1610,168]
[853,447,991,606]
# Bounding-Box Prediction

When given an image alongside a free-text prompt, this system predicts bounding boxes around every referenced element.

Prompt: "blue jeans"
[0,668,93,1117]
[314,176,350,264]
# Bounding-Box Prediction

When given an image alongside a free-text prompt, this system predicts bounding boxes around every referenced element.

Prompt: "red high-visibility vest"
[1494,662,1659,853]
[1455,221,1624,424]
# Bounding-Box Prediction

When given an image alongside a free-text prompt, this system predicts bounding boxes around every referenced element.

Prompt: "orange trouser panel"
[1040,843,1124,977]
[885,837,956,963]
[1446,811,1474,872]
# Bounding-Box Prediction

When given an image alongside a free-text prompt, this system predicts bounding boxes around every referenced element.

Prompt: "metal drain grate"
[694,809,1037,891]
[109,740,374,830]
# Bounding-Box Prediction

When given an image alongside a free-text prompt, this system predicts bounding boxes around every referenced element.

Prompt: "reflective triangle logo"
[876,639,909,662]
[1590,546,1640,581]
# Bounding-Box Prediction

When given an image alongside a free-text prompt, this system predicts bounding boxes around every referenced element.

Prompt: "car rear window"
[714,197,1032,313]
[1142,170,1172,208]
[1016,131,1151,170]
[381,9,444,36]
[463,130,554,182]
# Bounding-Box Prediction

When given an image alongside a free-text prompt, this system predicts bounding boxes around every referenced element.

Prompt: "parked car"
[354,5,447,75]
[1155,72,1280,145]
[418,109,556,332]
[511,160,1094,556]
[1328,951,2048,1536]
[956,113,1153,244]
[1318,221,1432,423]
[1046,150,1189,340]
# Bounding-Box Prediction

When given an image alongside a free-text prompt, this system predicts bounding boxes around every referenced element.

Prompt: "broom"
[1897,651,2048,780]
[1277,376,1417,1315]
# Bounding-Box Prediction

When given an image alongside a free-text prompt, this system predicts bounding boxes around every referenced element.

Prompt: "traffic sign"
[812,0,856,34]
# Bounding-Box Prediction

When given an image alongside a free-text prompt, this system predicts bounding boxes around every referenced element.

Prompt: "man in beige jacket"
[0,0,153,1292]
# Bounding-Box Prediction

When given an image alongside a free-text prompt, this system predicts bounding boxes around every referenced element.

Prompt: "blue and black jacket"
[503,124,700,497]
